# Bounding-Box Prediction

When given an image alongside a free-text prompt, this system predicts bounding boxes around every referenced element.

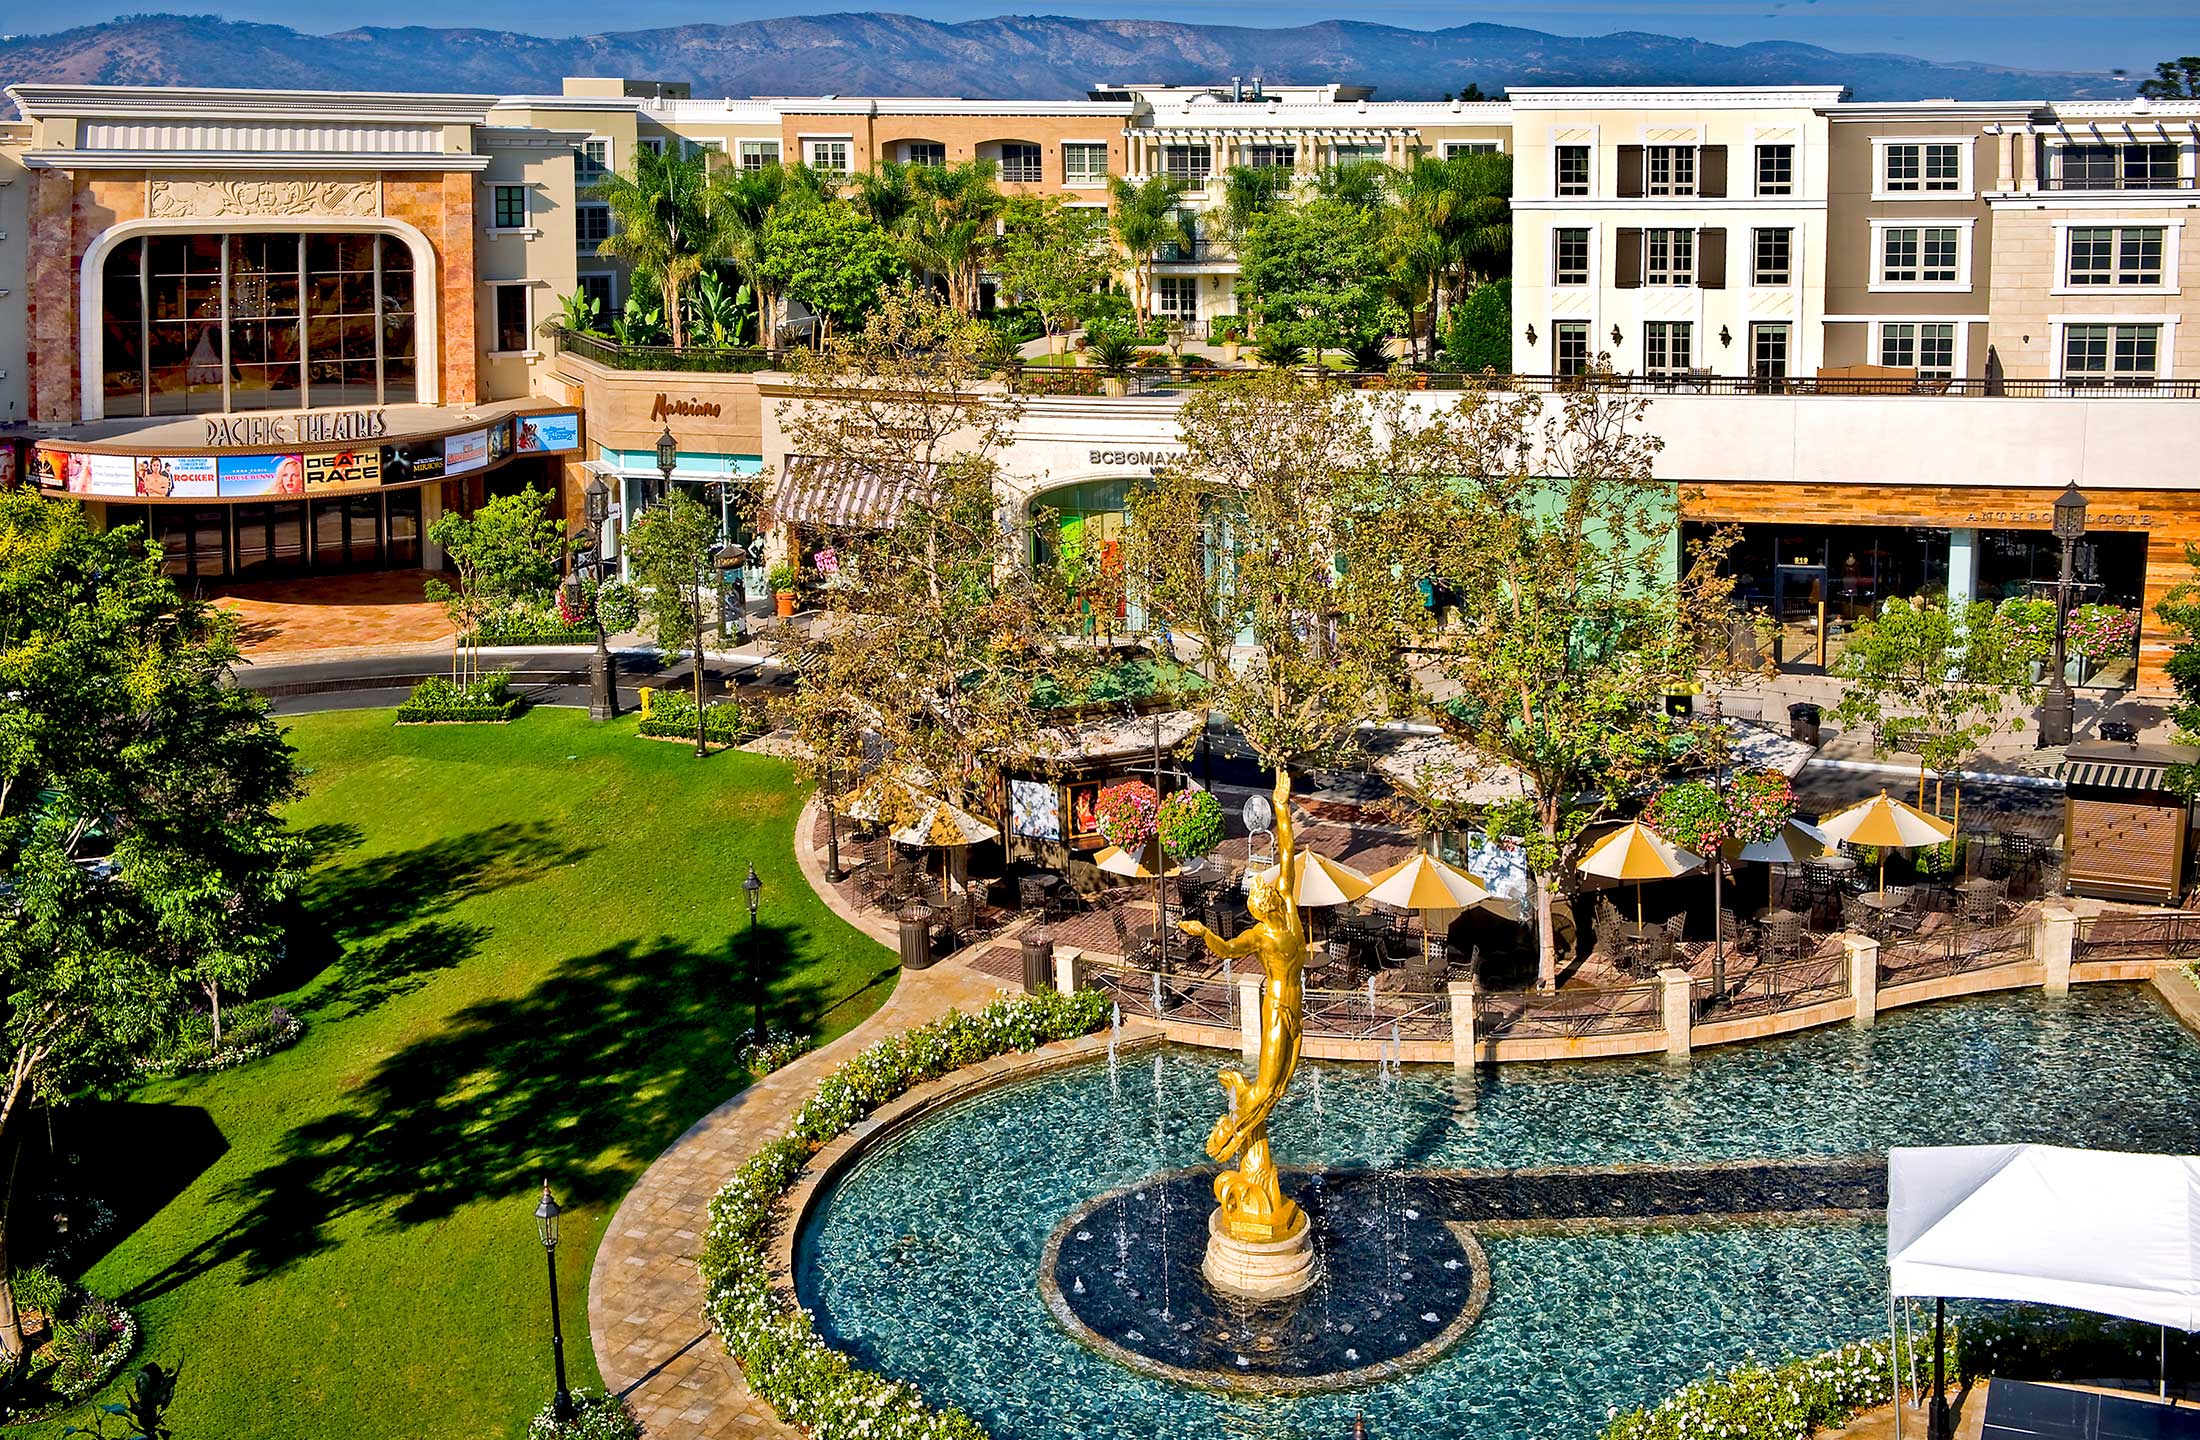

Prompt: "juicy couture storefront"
[7,82,586,580]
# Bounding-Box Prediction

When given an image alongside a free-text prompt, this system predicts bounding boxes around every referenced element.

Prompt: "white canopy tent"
[1887,1144,2200,1437]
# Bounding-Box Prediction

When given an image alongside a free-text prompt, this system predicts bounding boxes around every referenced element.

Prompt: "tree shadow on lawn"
[262,821,592,1019]
[121,923,850,1302]
[17,1100,227,1280]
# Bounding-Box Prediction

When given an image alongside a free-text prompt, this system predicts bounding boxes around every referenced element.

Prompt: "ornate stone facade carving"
[148,176,382,220]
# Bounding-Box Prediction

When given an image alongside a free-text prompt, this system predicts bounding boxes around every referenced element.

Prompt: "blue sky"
[42,1,2193,76]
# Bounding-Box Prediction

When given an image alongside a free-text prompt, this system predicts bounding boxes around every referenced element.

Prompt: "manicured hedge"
[396,672,523,724]
[697,990,1107,1440]
[637,689,767,746]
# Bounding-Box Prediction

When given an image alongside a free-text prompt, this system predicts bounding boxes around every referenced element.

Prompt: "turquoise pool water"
[796,988,2200,1440]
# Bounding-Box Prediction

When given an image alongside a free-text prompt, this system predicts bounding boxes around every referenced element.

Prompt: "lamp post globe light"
[534,1177,575,1422]
[654,424,679,509]
[578,476,619,722]
[2039,480,2089,749]
[743,863,764,1040]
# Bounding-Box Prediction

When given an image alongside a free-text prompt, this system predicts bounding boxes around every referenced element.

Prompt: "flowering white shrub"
[1603,1333,1959,1440]
[527,1388,642,1440]
[697,989,1107,1440]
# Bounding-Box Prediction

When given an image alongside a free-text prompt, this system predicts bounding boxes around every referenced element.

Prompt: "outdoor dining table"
[1612,921,1674,972]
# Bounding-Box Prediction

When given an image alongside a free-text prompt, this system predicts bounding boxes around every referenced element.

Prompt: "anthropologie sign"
[202,409,391,448]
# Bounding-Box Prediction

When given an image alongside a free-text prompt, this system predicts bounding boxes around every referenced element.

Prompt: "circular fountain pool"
[795,988,2200,1439]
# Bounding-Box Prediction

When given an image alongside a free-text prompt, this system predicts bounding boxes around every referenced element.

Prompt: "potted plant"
[1091,335,1142,397]
[768,560,799,618]
[1212,315,1246,363]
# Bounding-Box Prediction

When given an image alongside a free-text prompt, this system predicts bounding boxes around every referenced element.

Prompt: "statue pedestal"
[1202,1207,1319,1300]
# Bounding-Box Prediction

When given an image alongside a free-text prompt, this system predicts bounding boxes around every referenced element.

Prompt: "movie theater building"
[2,83,588,580]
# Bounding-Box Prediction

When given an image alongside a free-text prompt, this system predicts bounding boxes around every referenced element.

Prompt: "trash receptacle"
[1020,927,1055,994]
[1788,702,1822,747]
[897,903,935,971]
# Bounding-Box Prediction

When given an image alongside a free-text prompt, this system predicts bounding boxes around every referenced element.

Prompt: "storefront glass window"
[101,231,417,417]
[1976,530,2144,609]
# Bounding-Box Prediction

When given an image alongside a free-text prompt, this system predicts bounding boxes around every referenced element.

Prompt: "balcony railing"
[2043,174,2197,192]
[550,326,790,374]
[1036,368,2200,399]
[1155,240,1223,262]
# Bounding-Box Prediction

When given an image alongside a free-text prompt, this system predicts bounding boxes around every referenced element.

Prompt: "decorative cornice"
[7,84,499,125]
[477,125,593,148]
[1509,86,1849,109]
[765,97,1136,117]
[23,150,490,172]
[1828,102,2040,123]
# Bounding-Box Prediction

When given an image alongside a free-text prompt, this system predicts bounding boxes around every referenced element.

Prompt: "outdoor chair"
[1761,911,1806,965]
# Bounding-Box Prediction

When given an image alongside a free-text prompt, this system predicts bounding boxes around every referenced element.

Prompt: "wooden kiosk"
[2060,740,2198,905]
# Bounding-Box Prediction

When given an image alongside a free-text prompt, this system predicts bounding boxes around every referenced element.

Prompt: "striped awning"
[2060,758,2175,791]
[762,454,937,531]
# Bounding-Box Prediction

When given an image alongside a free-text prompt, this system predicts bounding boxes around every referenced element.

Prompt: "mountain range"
[0,12,2131,104]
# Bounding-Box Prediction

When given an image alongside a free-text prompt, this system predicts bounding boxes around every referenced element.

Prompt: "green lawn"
[67,708,896,1437]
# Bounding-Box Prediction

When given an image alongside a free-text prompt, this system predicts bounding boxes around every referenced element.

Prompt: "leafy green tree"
[764,284,1102,821]
[759,201,907,341]
[591,147,723,349]
[1830,596,2040,794]
[1313,160,1393,210]
[1108,174,1191,322]
[2139,57,2200,99]
[623,491,730,758]
[0,493,302,1351]
[424,487,571,686]
[1123,370,1447,849]
[1401,382,1741,988]
[1238,197,1402,364]
[1441,279,1512,372]
[995,196,1111,343]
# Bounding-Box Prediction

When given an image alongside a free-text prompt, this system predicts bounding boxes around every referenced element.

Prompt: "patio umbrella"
[1577,820,1704,929]
[1253,850,1375,909]
[1365,852,1490,969]
[1817,790,1953,898]
[890,799,1000,849]
[1731,818,1834,866]
[1094,837,1181,879]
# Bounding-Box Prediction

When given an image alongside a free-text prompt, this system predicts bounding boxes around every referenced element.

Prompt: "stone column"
[1845,932,1880,1027]
[1052,945,1086,997]
[1659,967,1694,1060]
[2037,906,2078,995]
[1237,973,1262,1058]
[1447,980,1477,1069]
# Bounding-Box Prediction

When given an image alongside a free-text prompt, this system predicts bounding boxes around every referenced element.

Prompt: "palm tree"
[1387,151,1513,361]
[851,159,919,233]
[1213,164,1291,247]
[1314,160,1392,211]
[711,161,828,348]
[592,148,722,349]
[1107,174,1190,322]
[901,160,1004,315]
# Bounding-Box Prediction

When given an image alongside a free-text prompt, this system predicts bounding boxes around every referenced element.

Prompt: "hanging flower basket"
[1155,788,1224,862]
[1093,779,1160,852]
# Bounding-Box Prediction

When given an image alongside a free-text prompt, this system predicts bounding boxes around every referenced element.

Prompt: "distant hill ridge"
[0,12,2128,105]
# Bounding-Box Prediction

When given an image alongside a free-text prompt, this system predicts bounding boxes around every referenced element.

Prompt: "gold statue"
[1179,771,1308,1247]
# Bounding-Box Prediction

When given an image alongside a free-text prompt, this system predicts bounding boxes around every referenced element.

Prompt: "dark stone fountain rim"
[1038,1165,1492,1397]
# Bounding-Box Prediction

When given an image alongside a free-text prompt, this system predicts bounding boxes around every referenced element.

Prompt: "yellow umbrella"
[1365,851,1490,969]
[1364,852,1490,911]
[889,800,1000,849]
[1094,838,1182,879]
[1253,850,1375,909]
[1577,820,1704,928]
[1815,790,1953,897]
[1730,818,1833,866]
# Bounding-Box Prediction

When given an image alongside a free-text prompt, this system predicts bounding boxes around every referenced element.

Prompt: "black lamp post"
[823,752,847,883]
[653,424,678,509]
[2039,481,2088,749]
[576,477,618,722]
[533,1178,575,1423]
[743,863,764,1040]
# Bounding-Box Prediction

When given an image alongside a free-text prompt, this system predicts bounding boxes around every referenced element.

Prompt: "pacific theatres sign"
[203,409,390,448]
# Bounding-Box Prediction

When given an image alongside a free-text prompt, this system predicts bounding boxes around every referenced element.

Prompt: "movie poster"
[1009,779,1062,842]
[305,449,382,491]
[486,418,513,465]
[444,429,490,475]
[31,449,70,489]
[219,453,307,497]
[135,455,217,498]
[83,454,137,496]
[515,412,581,454]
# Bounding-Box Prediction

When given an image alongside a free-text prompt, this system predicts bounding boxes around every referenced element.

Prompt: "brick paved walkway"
[586,792,1012,1439]
[213,569,455,656]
